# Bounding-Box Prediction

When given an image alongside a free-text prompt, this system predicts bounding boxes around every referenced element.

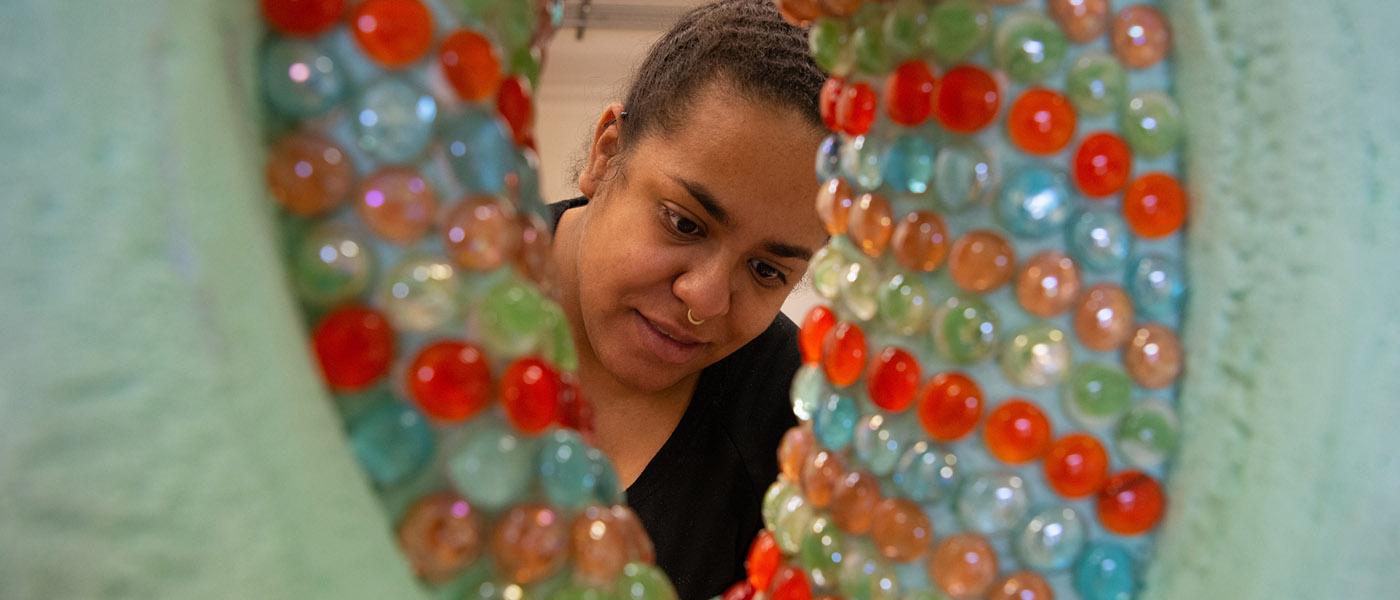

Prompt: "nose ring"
[686,309,705,326]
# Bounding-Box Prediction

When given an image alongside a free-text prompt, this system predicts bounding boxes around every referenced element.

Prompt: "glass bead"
[801,305,838,364]
[801,517,847,591]
[1062,362,1132,427]
[1127,252,1186,320]
[948,230,1015,292]
[352,77,437,163]
[917,371,984,441]
[1097,470,1166,535]
[892,440,959,503]
[1015,250,1082,317]
[349,399,434,486]
[1067,207,1132,273]
[351,0,434,68]
[994,11,1069,83]
[878,272,933,337]
[1016,505,1086,571]
[852,7,893,76]
[496,76,533,146]
[807,448,848,506]
[1049,0,1109,43]
[763,479,799,536]
[480,275,558,357]
[1074,542,1136,600]
[406,340,492,422]
[816,178,855,236]
[1123,172,1187,238]
[891,211,949,273]
[821,0,864,18]
[490,503,568,584]
[817,134,845,182]
[871,498,933,562]
[379,254,459,332]
[775,493,818,555]
[933,295,1000,364]
[934,65,1001,134]
[839,82,879,136]
[820,78,845,132]
[501,356,561,434]
[443,195,519,271]
[440,29,503,102]
[312,305,395,391]
[266,132,353,217]
[838,537,901,600]
[1044,433,1109,498]
[933,141,999,213]
[748,530,783,590]
[885,60,936,126]
[510,45,543,89]
[1007,88,1077,155]
[794,364,835,423]
[446,419,536,511]
[831,470,882,534]
[777,0,823,27]
[1123,323,1183,388]
[1112,5,1171,69]
[538,429,606,509]
[261,0,344,37]
[570,505,630,586]
[1000,323,1073,388]
[925,0,992,64]
[809,18,852,74]
[868,346,921,412]
[769,565,813,600]
[839,251,882,320]
[883,134,937,196]
[780,424,816,482]
[850,192,895,257]
[1073,283,1136,351]
[441,108,516,195]
[1122,91,1183,157]
[957,472,1030,535]
[1066,52,1127,117]
[355,167,436,244]
[260,36,345,119]
[929,533,998,599]
[855,414,917,477]
[823,321,868,387]
[841,134,887,191]
[882,0,928,61]
[292,222,374,306]
[1074,131,1133,197]
[815,391,860,451]
[983,399,1052,464]
[1116,398,1179,469]
[811,244,846,300]
[996,166,1072,239]
[396,491,482,583]
[988,572,1053,600]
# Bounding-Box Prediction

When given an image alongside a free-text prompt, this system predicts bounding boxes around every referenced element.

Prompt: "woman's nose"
[673,255,733,323]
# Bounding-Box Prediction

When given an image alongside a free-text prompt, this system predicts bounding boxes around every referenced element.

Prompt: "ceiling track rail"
[563,0,691,38]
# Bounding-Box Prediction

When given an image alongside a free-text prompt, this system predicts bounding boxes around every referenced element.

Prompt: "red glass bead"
[769,565,813,600]
[934,65,1001,134]
[312,305,395,392]
[815,178,855,236]
[1008,88,1077,155]
[352,0,435,68]
[746,530,782,591]
[984,399,1052,464]
[261,0,344,37]
[1044,433,1109,498]
[867,346,921,412]
[1074,131,1133,197]
[723,581,758,600]
[799,305,837,364]
[501,356,562,435]
[440,29,503,102]
[556,375,595,438]
[1097,470,1166,535]
[822,321,868,388]
[1123,172,1187,238]
[407,340,492,422]
[820,77,845,131]
[497,76,533,146]
[837,82,878,136]
[885,60,937,126]
[917,372,984,442]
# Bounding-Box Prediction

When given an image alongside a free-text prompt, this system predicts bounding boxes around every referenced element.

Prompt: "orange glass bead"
[356,166,437,245]
[776,0,823,27]
[261,0,344,36]
[917,371,984,442]
[800,305,837,364]
[867,346,921,412]
[351,0,435,68]
[886,60,937,126]
[747,529,782,590]
[1008,88,1077,155]
[984,399,1053,464]
[819,77,845,131]
[988,571,1054,600]
[891,210,950,272]
[1073,283,1135,351]
[266,132,354,217]
[1112,5,1171,69]
[929,533,999,600]
[724,581,757,600]
[778,423,815,482]
[501,356,562,434]
[513,212,556,289]
[1097,470,1166,535]
[497,76,533,146]
[1123,172,1187,238]
[949,230,1016,293]
[820,0,863,18]
[822,321,868,387]
[838,82,878,136]
[440,29,503,102]
[1015,250,1082,317]
[815,178,855,236]
[1074,131,1133,197]
[830,470,882,534]
[871,497,932,561]
[570,505,630,585]
[769,564,813,600]
[1044,433,1109,498]
[611,505,655,564]
[849,192,894,258]
[935,65,1002,134]
[396,491,482,583]
[1123,323,1183,388]
[443,196,520,271]
[312,305,395,392]
[490,503,568,583]
[407,340,493,423]
[1049,0,1109,43]
[802,449,846,508]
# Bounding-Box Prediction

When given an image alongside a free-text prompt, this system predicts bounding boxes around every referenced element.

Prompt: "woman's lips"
[632,309,706,365]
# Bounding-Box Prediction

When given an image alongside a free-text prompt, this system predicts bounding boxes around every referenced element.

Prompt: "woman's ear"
[578,102,626,199]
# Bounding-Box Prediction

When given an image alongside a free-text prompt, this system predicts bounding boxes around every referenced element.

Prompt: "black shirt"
[549,198,800,599]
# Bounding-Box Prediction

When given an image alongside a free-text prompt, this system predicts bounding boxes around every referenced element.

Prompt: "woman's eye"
[751,259,787,285]
[663,206,703,237]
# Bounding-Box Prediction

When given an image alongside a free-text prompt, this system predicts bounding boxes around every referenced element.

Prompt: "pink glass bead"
[266,132,354,217]
[396,492,483,583]
[490,503,568,584]
[930,533,999,599]
[1015,251,1082,317]
[356,166,437,244]
[1112,5,1171,69]
[443,196,519,271]
[949,230,1016,293]
[1049,0,1110,43]
[570,505,630,585]
[1123,323,1183,388]
[1073,283,1135,351]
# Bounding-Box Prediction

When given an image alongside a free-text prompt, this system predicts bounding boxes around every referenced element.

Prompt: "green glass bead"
[854,413,919,476]
[1062,362,1134,428]
[617,563,678,600]
[1000,323,1073,388]
[1122,90,1184,157]
[775,489,816,554]
[841,134,887,192]
[470,580,527,600]
[994,11,1069,83]
[763,479,799,534]
[933,295,1000,364]
[810,18,852,74]
[1115,398,1179,469]
[552,584,620,600]
[933,141,999,213]
[480,274,555,357]
[510,46,544,89]
[546,305,578,372]
[852,3,893,76]
[446,417,537,511]
[811,243,846,300]
[292,222,374,306]
[878,272,933,336]
[799,516,846,591]
[924,0,992,64]
[882,0,929,61]
[1066,52,1127,117]
[839,247,881,321]
[838,537,900,600]
[379,253,460,333]
[791,363,830,421]
[901,591,952,600]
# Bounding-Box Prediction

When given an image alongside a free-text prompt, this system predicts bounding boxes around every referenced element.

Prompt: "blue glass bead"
[1068,207,1133,273]
[854,413,918,477]
[817,133,844,182]
[353,77,438,164]
[446,418,536,511]
[348,399,435,487]
[814,391,859,451]
[1127,252,1186,321]
[841,134,887,192]
[882,133,937,196]
[934,141,999,213]
[956,471,1030,535]
[997,166,1073,239]
[1074,542,1137,600]
[441,108,516,195]
[1015,505,1087,571]
[261,36,346,119]
[791,364,830,422]
[538,429,608,509]
[893,440,959,504]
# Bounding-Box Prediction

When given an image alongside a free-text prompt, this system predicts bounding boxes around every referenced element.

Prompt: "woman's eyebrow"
[669,174,732,226]
[763,240,814,262]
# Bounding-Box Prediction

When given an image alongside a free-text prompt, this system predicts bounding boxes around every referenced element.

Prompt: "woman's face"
[572,82,827,394]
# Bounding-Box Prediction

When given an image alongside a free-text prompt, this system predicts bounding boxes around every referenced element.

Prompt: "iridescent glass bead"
[1015,505,1086,571]
[1062,362,1133,427]
[993,11,1068,83]
[379,254,460,332]
[396,492,483,583]
[1067,207,1132,273]
[817,134,845,182]
[763,480,800,537]
[775,487,818,554]
[883,133,937,196]
[356,166,437,244]
[260,36,345,118]
[1112,5,1171,69]
[1073,283,1135,350]
[447,418,536,511]
[988,572,1053,600]
[956,472,1030,534]
[814,391,860,451]
[1123,323,1183,388]
[1127,252,1185,320]
[441,108,516,195]
[811,243,846,300]
[266,132,353,217]
[1066,52,1126,117]
[443,195,519,271]
[924,0,992,64]
[849,192,894,258]
[1116,398,1179,469]
[1049,0,1109,43]
[854,413,917,477]
[1000,323,1073,388]
[1074,542,1136,600]
[929,533,998,599]
[841,134,887,191]
[996,167,1073,240]
[791,364,828,421]
[490,503,568,584]
[892,440,959,503]
[871,498,933,562]
[878,272,933,336]
[839,250,882,320]
[838,537,901,600]
[949,230,1015,293]
[933,295,999,364]
[292,222,374,306]
[933,141,999,213]
[352,77,438,163]
[891,211,949,273]
[1122,91,1182,157]
[571,505,630,586]
[1015,250,1082,317]
[349,399,435,486]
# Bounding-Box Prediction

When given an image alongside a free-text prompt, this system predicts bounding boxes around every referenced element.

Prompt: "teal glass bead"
[811,243,847,300]
[956,471,1030,535]
[1062,362,1133,428]
[883,133,937,196]
[839,248,881,321]
[480,274,555,357]
[933,294,1000,364]
[994,11,1069,83]
[893,440,959,504]
[810,18,852,74]
[934,141,999,213]
[791,363,830,421]
[854,413,918,477]
[1015,505,1087,571]
[1001,323,1074,388]
[817,133,844,181]
[447,418,537,511]
[1067,207,1133,273]
[1122,91,1183,157]
[852,4,893,76]
[878,272,933,336]
[379,253,460,332]
[260,36,346,119]
[924,0,992,64]
[798,516,846,591]
[814,391,859,451]
[1115,398,1180,469]
[353,77,438,164]
[348,398,434,487]
[1127,252,1186,321]
[441,108,516,195]
[882,0,929,61]
[1067,52,1127,117]
[538,429,606,509]
[1074,542,1137,600]
[292,221,374,306]
[997,167,1074,240]
[838,536,901,600]
[618,562,679,600]
[842,134,887,192]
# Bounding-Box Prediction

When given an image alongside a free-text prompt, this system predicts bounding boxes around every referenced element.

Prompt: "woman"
[548,0,828,597]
